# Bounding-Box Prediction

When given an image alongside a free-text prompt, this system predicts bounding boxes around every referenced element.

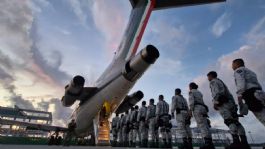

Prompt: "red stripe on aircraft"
[131,0,155,56]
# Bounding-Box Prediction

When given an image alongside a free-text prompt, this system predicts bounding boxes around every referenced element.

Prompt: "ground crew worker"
[128,107,134,147]
[188,82,215,149]
[129,106,139,147]
[111,113,120,147]
[207,71,250,149]
[118,114,124,146]
[171,89,193,149]
[146,98,157,147]
[232,58,265,126]
[156,95,171,148]
[137,101,148,147]
[122,111,129,147]
[63,119,76,146]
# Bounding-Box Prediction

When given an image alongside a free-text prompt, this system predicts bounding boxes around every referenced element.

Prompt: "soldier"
[122,111,129,147]
[171,89,193,149]
[207,71,250,149]
[137,101,148,147]
[128,107,134,147]
[146,98,157,147]
[188,82,214,149]
[232,58,265,126]
[130,106,139,147]
[118,114,124,146]
[156,95,171,148]
[111,113,120,147]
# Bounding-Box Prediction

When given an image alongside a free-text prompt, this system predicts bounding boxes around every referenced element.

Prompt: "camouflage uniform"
[137,105,147,147]
[127,110,133,147]
[189,89,214,149]
[234,66,265,126]
[117,115,124,146]
[172,95,192,149]
[111,116,120,146]
[210,78,248,148]
[129,109,139,147]
[146,103,157,147]
[157,99,171,148]
[121,113,129,147]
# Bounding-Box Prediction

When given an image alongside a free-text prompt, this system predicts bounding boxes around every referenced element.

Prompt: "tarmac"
[0,145,264,149]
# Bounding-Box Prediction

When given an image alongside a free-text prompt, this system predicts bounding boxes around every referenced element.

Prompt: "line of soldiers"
[111,58,265,149]
[112,95,172,148]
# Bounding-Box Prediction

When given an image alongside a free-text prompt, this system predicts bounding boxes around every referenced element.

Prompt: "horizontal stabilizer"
[130,0,225,10]
[154,0,225,10]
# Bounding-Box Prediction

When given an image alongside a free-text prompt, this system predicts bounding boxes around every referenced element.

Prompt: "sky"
[0,0,265,143]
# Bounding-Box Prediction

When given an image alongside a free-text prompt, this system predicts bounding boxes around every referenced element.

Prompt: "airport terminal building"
[0,105,52,138]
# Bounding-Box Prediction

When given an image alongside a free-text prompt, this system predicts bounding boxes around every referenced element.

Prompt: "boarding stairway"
[96,118,110,146]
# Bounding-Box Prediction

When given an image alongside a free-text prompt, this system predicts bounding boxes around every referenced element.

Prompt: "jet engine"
[61,75,85,107]
[115,90,144,114]
[123,45,159,82]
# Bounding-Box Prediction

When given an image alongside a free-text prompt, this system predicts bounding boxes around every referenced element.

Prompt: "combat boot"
[240,135,251,149]
[200,138,215,149]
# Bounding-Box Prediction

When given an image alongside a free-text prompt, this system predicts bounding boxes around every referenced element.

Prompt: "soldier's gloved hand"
[171,113,174,119]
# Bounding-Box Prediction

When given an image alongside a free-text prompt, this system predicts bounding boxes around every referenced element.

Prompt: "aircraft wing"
[0,118,68,132]
[130,0,225,10]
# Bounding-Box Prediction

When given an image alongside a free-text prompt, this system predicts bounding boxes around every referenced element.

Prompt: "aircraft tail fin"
[116,0,155,61]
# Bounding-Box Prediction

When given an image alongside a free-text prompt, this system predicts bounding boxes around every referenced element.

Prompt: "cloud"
[29,0,51,14]
[139,14,192,65]
[245,16,265,45]
[29,20,70,86]
[36,98,73,126]
[149,58,182,76]
[90,0,130,57]
[212,12,232,38]
[146,20,190,49]
[0,0,72,125]
[68,0,88,27]
[194,16,265,143]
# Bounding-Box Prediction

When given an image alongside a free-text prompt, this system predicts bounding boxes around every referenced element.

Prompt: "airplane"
[0,0,225,146]
[61,0,225,145]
